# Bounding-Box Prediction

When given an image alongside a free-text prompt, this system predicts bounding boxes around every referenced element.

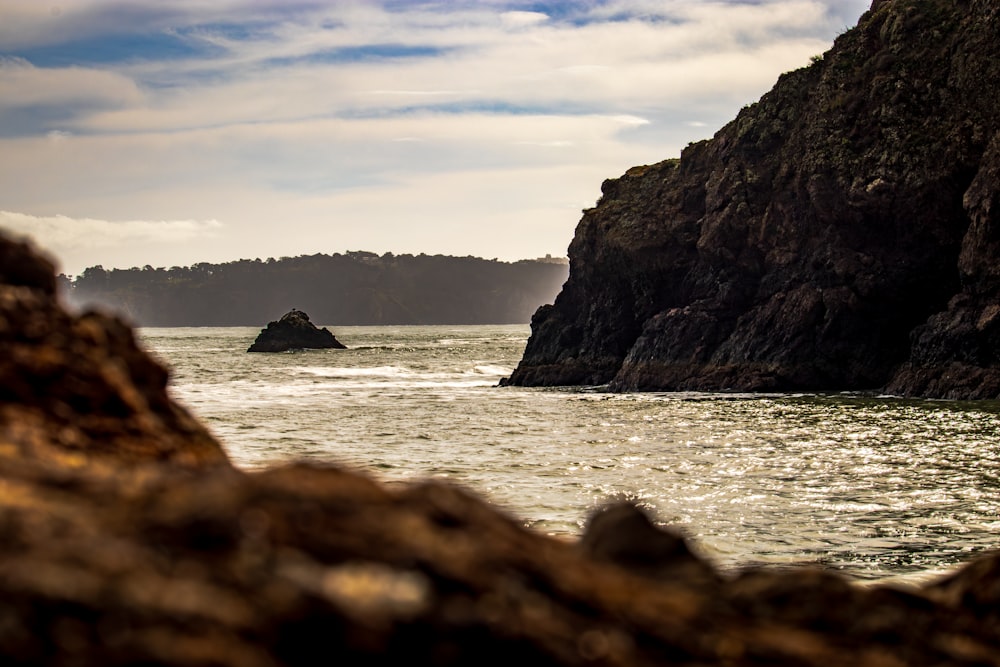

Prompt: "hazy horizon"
[1,0,871,275]
[58,246,569,279]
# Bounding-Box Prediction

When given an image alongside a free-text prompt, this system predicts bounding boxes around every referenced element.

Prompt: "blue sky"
[0,0,871,274]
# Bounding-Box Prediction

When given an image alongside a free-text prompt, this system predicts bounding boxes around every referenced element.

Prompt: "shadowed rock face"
[5,229,1000,663]
[247,310,346,353]
[505,0,1000,399]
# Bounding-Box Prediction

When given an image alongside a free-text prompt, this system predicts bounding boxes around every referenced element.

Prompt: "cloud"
[0,211,222,273]
[0,56,142,109]
[7,1,856,136]
[0,0,322,50]
[0,112,662,206]
[500,11,550,29]
[0,111,650,273]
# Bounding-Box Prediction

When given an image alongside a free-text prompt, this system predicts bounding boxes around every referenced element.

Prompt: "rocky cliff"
[505,0,1000,399]
[6,230,1000,663]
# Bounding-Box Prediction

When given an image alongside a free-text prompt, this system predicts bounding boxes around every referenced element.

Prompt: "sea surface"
[140,324,1000,582]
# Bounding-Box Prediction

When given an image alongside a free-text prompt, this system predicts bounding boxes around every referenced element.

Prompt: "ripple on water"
[140,326,1000,580]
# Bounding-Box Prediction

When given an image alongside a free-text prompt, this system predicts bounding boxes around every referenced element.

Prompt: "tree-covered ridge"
[65,252,568,327]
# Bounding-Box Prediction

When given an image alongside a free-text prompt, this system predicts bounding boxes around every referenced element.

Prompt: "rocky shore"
[3,232,1000,664]
[505,0,1000,399]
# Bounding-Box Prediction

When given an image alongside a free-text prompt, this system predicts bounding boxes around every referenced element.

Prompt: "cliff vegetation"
[66,252,568,327]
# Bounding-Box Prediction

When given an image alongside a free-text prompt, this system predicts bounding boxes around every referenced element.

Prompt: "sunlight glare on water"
[141,324,1000,581]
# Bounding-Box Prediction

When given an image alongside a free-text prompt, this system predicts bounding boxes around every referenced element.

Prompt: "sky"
[0,0,871,275]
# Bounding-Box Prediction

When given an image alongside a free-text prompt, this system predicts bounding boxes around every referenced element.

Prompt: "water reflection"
[142,326,1000,581]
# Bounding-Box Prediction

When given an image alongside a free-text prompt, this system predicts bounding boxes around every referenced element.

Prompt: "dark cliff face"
[506,0,1000,398]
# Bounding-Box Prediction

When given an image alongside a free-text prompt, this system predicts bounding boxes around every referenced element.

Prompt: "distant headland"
[63,252,568,327]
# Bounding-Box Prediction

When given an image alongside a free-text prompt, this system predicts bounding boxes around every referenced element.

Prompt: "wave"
[470,364,513,376]
[295,365,513,380]
[295,365,410,378]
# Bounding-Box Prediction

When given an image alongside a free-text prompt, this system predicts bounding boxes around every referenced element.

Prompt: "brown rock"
[0,233,229,473]
[579,502,721,589]
[4,226,1000,663]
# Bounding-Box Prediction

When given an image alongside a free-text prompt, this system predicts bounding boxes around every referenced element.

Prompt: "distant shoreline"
[63,252,568,328]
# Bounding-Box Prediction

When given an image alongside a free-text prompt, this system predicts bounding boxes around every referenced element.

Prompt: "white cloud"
[0,111,655,272]
[67,11,834,136]
[0,2,858,142]
[0,0,304,49]
[0,57,143,111]
[0,211,223,273]
[0,112,664,205]
[500,11,550,29]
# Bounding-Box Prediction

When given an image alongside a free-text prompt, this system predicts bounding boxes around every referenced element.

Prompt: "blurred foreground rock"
[2,229,1000,665]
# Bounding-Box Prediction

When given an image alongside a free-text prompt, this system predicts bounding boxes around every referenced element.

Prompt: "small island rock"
[247,309,347,352]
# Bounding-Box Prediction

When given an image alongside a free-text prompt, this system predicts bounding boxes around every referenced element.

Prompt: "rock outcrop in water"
[247,309,346,353]
[504,0,1000,399]
[6,232,1000,664]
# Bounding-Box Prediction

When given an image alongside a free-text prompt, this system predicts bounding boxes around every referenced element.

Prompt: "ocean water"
[140,324,1000,582]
